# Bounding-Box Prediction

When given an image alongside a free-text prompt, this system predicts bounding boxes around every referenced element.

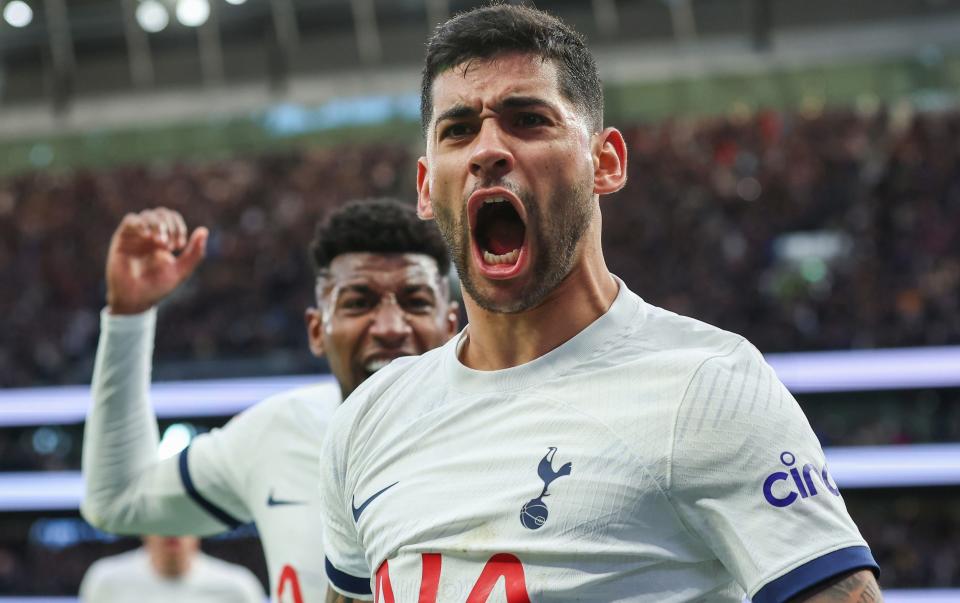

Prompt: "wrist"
[106,296,154,316]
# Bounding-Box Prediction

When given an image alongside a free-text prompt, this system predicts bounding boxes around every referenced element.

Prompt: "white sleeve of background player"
[319,405,374,600]
[668,339,878,603]
[180,397,275,528]
[77,559,108,603]
[82,308,247,535]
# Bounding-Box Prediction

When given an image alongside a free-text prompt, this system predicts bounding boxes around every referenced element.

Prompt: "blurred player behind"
[79,535,264,603]
[82,199,458,601]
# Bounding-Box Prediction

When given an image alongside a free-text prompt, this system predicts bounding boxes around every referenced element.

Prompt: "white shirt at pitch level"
[79,548,265,603]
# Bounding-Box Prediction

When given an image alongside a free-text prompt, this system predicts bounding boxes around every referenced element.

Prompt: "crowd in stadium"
[2,107,958,390]
[611,107,960,354]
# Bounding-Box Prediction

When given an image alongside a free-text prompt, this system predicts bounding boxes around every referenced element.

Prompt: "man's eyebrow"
[402,283,438,295]
[335,283,375,295]
[434,96,558,128]
[498,96,556,112]
[434,103,476,127]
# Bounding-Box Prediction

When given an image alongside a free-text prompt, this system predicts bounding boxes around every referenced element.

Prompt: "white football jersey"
[320,278,877,603]
[79,547,265,603]
[183,382,340,600]
[83,310,341,602]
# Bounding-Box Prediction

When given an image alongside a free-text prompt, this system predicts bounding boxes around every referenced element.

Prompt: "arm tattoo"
[796,569,883,603]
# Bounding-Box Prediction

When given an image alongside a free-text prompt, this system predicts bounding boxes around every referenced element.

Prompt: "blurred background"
[1,0,959,601]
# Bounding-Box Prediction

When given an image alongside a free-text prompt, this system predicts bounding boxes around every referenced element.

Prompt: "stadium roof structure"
[1,0,960,137]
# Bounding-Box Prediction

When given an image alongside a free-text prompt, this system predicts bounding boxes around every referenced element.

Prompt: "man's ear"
[445,301,460,339]
[592,127,628,195]
[417,157,435,219]
[304,307,325,358]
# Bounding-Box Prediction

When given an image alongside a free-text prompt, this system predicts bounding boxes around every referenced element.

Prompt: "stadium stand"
[1,108,957,389]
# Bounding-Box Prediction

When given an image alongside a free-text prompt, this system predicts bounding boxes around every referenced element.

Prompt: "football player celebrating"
[82,199,458,602]
[319,6,881,603]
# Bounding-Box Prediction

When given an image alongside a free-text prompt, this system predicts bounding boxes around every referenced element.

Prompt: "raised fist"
[105,207,208,315]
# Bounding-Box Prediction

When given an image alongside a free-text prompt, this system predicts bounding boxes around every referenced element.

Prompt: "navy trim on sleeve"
[325,557,372,596]
[177,446,243,529]
[753,545,879,603]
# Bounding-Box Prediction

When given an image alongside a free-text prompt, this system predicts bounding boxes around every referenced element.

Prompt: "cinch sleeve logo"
[762,451,841,508]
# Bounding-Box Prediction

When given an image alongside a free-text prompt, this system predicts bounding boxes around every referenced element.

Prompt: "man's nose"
[470,120,515,181]
[369,297,412,345]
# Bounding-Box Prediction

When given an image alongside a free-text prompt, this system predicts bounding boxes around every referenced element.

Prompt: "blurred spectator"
[78,535,264,603]
[1,109,958,388]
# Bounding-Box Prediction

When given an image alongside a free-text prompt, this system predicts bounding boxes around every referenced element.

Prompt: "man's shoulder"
[188,553,265,601]
[603,299,750,383]
[83,548,147,583]
[640,301,747,358]
[255,380,342,417]
[641,306,773,401]
[193,551,263,584]
[192,380,341,466]
[229,380,341,430]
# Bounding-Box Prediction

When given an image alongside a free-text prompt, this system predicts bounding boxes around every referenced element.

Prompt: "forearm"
[82,308,160,527]
[81,309,221,535]
[793,569,882,603]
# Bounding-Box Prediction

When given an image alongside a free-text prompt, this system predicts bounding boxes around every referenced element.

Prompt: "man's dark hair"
[420,3,603,136]
[310,198,451,277]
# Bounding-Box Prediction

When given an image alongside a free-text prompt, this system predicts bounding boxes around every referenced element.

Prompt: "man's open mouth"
[472,195,527,269]
[362,354,406,376]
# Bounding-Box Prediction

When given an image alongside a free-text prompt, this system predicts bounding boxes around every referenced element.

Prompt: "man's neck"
[459,253,618,371]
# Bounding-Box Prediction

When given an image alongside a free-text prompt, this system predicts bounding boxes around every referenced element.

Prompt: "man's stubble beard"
[432,180,594,314]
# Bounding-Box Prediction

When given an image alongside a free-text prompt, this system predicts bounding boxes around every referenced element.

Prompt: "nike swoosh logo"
[351,481,398,522]
[267,489,307,507]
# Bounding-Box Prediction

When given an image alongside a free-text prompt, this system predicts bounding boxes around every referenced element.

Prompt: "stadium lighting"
[175,0,210,27]
[3,1,33,28]
[135,0,169,33]
[224,0,247,5]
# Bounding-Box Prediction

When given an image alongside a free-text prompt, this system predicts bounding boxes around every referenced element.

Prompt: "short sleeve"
[178,406,269,528]
[669,340,878,602]
[319,406,373,600]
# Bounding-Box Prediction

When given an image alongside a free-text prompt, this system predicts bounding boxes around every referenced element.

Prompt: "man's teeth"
[483,197,507,205]
[483,249,519,265]
[365,358,392,373]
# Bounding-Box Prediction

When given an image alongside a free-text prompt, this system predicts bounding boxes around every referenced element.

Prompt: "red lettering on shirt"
[375,560,396,603]
[277,564,303,603]
[418,553,442,603]
[374,553,530,602]
[465,554,531,603]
